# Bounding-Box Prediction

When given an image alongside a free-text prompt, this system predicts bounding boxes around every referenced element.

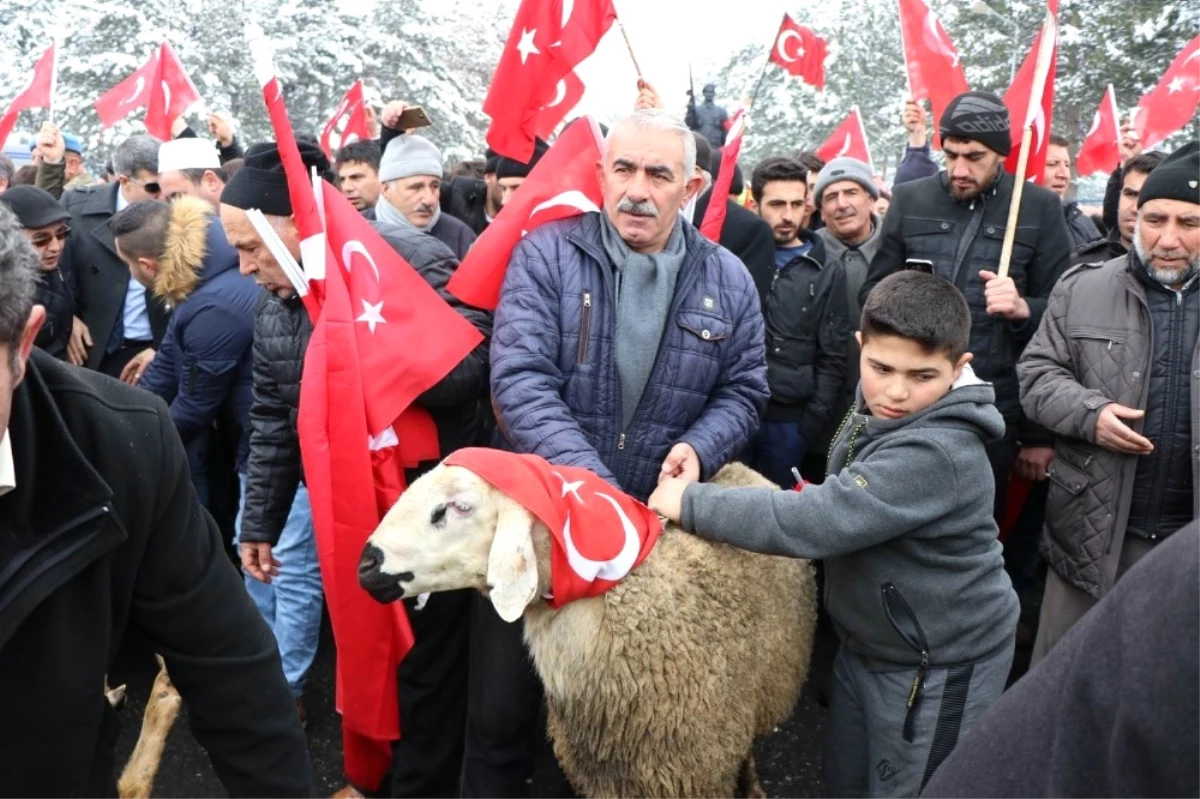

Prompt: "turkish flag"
[448,116,605,311]
[768,14,828,89]
[1134,35,1200,151]
[1075,84,1121,177]
[1003,3,1058,182]
[897,0,968,147]
[816,107,873,169]
[320,79,372,159]
[535,70,585,139]
[0,44,56,150]
[143,43,201,141]
[443,448,662,606]
[484,0,615,161]
[95,50,158,128]
[700,110,747,242]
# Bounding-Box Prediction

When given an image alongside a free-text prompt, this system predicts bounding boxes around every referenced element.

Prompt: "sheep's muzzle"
[358,543,412,604]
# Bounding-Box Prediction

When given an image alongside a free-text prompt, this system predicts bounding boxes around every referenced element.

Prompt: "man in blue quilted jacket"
[479,109,768,796]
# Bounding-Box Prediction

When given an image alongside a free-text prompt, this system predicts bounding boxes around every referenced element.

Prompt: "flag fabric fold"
[896,0,969,146]
[1134,35,1200,151]
[95,43,200,140]
[816,107,873,169]
[1003,2,1059,182]
[1075,84,1120,177]
[700,109,747,242]
[0,44,57,148]
[535,69,586,140]
[320,79,372,159]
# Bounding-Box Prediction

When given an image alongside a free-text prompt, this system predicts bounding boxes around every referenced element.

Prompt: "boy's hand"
[979,270,1030,320]
[648,477,689,524]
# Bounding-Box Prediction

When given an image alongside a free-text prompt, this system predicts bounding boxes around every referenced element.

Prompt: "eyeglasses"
[29,225,70,248]
[125,175,162,195]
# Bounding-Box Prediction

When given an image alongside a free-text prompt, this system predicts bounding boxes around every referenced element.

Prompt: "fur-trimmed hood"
[157,196,238,306]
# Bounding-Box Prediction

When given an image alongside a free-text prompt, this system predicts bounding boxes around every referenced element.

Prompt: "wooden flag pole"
[998,10,1056,279]
[616,20,644,81]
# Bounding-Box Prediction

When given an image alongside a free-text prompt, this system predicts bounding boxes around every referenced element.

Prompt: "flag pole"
[615,20,644,81]
[48,40,59,125]
[997,10,1056,279]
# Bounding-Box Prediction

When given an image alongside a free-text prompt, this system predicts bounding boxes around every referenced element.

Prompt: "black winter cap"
[495,139,549,180]
[0,186,71,229]
[1138,140,1199,209]
[939,91,1012,157]
[220,141,332,216]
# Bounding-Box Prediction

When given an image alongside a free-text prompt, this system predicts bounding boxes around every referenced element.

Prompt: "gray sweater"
[682,371,1019,667]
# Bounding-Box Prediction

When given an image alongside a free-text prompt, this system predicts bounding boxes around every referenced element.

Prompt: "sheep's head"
[359,463,544,622]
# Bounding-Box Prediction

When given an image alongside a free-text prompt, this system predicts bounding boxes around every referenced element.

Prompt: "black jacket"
[239,223,494,545]
[0,350,313,796]
[747,230,849,437]
[60,183,171,369]
[34,266,75,359]
[1070,226,1127,267]
[921,522,1199,799]
[861,169,1071,421]
[692,188,775,281]
[1063,201,1102,250]
[362,205,477,261]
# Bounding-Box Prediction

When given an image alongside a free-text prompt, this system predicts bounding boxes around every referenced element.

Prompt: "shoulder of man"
[1058,253,1123,288]
[30,348,165,432]
[372,219,458,270]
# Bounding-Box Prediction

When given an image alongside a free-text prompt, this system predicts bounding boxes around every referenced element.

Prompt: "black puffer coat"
[239,223,493,545]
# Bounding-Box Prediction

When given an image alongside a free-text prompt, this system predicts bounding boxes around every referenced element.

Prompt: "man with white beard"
[1017,140,1199,664]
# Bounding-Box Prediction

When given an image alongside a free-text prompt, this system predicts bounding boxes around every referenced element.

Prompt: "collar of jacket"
[819,215,880,259]
[1127,249,1200,296]
[938,165,1007,207]
[79,181,121,218]
[157,195,214,306]
[778,227,829,269]
[0,351,122,647]
[567,211,720,280]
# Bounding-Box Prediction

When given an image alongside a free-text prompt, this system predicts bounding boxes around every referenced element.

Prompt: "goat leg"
[117,659,182,799]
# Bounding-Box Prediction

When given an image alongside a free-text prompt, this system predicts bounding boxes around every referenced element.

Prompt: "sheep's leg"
[117,658,182,799]
[737,751,767,799]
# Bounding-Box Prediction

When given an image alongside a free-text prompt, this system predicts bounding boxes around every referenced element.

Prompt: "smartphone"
[396,106,433,129]
[905,258,934,274]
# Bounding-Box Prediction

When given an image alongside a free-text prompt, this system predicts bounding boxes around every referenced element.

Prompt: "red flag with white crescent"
[535,69,585,139]
[320,79,372,159]
[768,14,828,89]
[1075,84,1121,177]
[444,448,662,606]
[897,0,969,147]
[143,43,201,141]
[1133,35,1200,151]
[448,115,605,311]
[700,109,746,242]
[1003,1,1058,182]
[816,107,874,170]
[94,49,157,128]
[0,43,56,148]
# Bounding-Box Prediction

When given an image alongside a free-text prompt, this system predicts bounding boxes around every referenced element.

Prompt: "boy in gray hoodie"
[650,271,1019,799]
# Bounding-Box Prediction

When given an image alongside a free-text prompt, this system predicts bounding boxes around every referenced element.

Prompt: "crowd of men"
[0,78,1196,799]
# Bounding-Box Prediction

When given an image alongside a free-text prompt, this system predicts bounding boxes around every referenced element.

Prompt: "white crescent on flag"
[835,133,852,158]
[546,79,568,109]
[519,190,601,236]
[124,75,145,105]
[161,81,171,114]
[1084,109,1102,138]
[342,239,382,284]
[560,495,642,582]
[923,11,959,67]
[1031,104,1047,154]
[776,29,803,63]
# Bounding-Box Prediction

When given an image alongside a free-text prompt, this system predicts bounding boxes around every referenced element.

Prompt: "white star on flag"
[517,27,540,64]
[356,299,386,333]
[554,472,585,501]
[1168,76,1187,93]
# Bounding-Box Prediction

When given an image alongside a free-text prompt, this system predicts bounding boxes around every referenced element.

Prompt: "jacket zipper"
[1145,289,1186,534]
[881,581,931,742]
[576,291,593,364]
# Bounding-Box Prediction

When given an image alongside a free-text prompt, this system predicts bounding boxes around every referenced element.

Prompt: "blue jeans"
[235,475,324,696]
[742,420,807,489]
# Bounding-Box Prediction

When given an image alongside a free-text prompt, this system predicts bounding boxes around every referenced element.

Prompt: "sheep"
[106,657,183,799]
[360,460,818,798]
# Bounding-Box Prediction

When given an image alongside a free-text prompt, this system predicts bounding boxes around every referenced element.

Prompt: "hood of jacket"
[854,363,1007,445]
[158,196,239,306]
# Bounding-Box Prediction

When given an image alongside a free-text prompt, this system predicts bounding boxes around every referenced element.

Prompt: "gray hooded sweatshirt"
[682,368,1019,667]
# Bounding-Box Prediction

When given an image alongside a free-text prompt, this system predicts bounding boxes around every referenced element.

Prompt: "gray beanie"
[815,157,879,205]
[379,134,443,182]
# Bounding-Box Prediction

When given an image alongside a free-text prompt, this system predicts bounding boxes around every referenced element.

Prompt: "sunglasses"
[126,175,162,195]
[30,225,71,248]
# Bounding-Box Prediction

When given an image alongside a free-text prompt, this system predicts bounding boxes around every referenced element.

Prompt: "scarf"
[375,193,442,234]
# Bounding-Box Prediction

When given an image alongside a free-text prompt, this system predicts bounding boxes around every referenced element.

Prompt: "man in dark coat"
[59,135,171,376]
[1072,151,1166,267]
[860,90,1072,523]
[0,204,313,797]
[219,141,494,797]
[1,186,75,360]
[1044,134,1102,249]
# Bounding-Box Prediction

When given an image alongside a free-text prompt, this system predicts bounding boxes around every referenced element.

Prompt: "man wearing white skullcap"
[158,138,226,208]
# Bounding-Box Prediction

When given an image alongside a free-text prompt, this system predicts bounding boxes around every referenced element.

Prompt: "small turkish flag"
[535,70,585,140]
[444,448,663,607]
[95,50,158,129]
[448,116,605,311]
[700,110,747,242]
[1133,35,1200,151]
[0,44,56,150]
[897,0,969,146]
[1075,84,1121,177]
[144,43,201,141]
[768,14,828,89]
[1004,2,1058,182]
[816,107,873,169]
[484,0,615,161]
[320,79,372,159]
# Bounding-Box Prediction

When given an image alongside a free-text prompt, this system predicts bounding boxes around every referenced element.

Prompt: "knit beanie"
[495,139,549,180]
[379,134,443,183]
[939,91,1012,157]
[220,141,331,216]
[1137,140,1200,209]
[484,147,500,175]
[815,157,880,204]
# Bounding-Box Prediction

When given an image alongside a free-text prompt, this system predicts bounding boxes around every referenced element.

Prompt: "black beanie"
[220,140,332,216]
[939,91,1012,157]
[495,139,549,180]
[691,132,712,177]
[484,148,500,175]
[1137,140,1199,209]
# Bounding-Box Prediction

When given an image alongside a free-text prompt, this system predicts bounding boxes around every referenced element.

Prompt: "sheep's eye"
[430,504,448,528]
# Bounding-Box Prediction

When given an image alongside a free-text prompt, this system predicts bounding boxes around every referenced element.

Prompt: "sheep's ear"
[486,498,538,623]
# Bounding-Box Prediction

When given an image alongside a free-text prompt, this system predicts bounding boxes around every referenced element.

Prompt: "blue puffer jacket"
[140,204,258,471]
[491,212,769,502]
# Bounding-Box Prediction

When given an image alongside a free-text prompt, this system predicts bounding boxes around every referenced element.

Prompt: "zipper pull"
[583,292,592,308]
[809,284,815,298]
[907,651,930,709]
[617,433,626,451]
[1108,340,1114,350]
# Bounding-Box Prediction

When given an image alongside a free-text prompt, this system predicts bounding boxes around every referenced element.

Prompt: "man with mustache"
[488,108,768,793]
[1044,134,1102,249]
[861,90,1071,525]
[1018,140,1199,664]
